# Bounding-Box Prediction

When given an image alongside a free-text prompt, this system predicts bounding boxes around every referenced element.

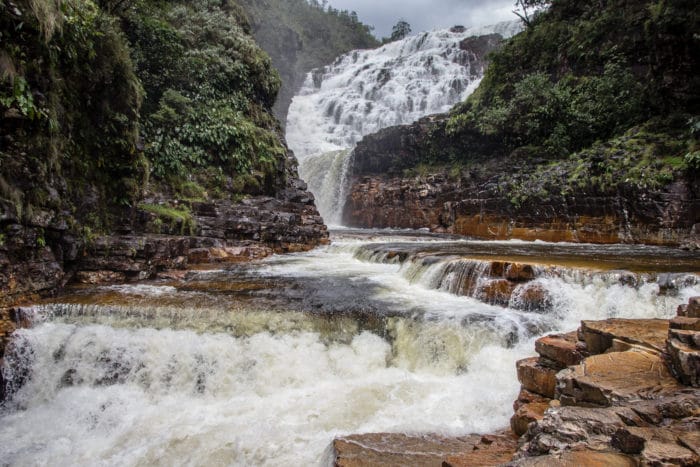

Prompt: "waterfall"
[286,24,520,225]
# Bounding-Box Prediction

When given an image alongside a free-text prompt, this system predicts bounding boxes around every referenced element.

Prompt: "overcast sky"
[326,0,518,38]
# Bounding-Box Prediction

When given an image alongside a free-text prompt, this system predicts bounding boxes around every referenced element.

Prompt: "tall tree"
[390,19,412,41]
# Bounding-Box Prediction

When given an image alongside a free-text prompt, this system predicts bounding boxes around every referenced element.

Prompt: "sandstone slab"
[557,350,683,407]
[509,450,637,466]
[511,389,551,436]
[667,337,700,387]
[517,357,558,398]
[332,432,516,467]
[535,331,585,368]
[579,319,668,354]
[671,316,700,332]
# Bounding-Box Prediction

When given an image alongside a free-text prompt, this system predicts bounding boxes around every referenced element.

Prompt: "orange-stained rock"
[505,263,536,281]
[535,331,585,368]
[516,357,558,398]
[443,432,519,466]
[75,270,127,284]
[666,336,700,387]
[579,319,669,354]
[511,397,551,437]
[557,350,684,407]
[477,279,516,306]
[508,450,637,466]
[678,296,700,318]
[612,426,700,465]
[670,317,700,332]
[511,283,552,312]
[332,431,516,467]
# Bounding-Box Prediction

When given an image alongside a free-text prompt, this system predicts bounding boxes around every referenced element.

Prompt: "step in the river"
[579,318,669,354]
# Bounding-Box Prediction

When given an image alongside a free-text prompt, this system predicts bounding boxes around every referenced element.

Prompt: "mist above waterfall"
[286,23,519,224]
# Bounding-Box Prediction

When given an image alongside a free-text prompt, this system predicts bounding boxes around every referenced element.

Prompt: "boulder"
[477,279,516,307]
[579,319,668,354]
[505,263,536,282]
[666,337,700,387]
[678,297,700,318]
[516,357,558,398]
[535,332,585,368]
[556,350,684,407]
[511,389,552,436]
[612,426,700,465]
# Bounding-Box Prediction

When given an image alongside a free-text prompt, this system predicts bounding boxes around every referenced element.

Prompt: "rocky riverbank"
[332,296,700,466]
[343,116,699,247]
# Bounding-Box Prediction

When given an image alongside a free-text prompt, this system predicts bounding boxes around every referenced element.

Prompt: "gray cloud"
[326,0,518,38]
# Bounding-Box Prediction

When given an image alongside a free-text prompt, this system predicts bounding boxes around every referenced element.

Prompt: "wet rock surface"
[333,297,700,465]
[343,118,699,246]
[331,431,517,467]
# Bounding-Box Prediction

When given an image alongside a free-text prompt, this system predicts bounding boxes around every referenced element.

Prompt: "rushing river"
[1,229,699,466]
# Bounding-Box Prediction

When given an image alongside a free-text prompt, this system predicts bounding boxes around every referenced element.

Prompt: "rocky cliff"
[343,115,699,246]
[0,0,329,310]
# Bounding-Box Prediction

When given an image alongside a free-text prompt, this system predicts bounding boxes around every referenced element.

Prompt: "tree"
[390,20,411,41]
[513,0,550,26]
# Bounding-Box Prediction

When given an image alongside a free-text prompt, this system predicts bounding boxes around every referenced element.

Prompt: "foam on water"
[2,225,698,467]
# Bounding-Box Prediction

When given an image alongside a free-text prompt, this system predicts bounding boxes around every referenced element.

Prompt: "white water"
[3,233,698,466]
[287,24,519,224]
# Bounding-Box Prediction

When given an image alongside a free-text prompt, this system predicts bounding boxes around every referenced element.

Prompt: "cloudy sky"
[326,0,518,38]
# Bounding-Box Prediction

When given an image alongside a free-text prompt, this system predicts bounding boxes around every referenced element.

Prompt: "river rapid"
[1,229,699,466]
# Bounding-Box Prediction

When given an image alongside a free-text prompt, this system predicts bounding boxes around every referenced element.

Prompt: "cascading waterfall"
[286,23,520,224]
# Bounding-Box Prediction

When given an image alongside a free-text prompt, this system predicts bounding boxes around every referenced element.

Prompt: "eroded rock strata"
[331,297,700,466]
[343,116,699,246]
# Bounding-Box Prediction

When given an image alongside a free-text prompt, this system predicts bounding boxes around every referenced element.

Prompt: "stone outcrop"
[331,431,517,467]
[512,298,700,465]
[342,116,700,246]
[330,298,700,465]
[0,177,328,302]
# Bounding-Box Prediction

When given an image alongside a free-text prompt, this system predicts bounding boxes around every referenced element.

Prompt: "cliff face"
[0,0,328,308]
[343,116,699,246]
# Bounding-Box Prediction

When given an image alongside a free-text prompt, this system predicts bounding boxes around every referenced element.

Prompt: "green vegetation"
[420,0,699,201]
[0,0,294,235]
[138,203,196,235]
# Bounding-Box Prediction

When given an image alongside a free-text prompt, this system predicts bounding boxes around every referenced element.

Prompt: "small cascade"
[346,241,700,322]
[298,149,353,226]
[287,24,519,223]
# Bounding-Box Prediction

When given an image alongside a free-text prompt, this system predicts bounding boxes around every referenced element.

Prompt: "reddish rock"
[477,279,516,306]
[332,431,517,467]
[666,337,700,387]
[579,319,668,354]
[511,283,552,312]
[556,350,684,407]
[670,317,700,332]
[509,450,637,466]
[443,432,519,466]
[678,296,700,318]
[505,263,536,282]
[75,270,127,284]
[516,357,558,398]
[511,389,551,436]
[535,332,585,368]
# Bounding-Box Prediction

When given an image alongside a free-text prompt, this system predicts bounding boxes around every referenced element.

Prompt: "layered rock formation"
[343,116,700,246]
[330,297,700,466]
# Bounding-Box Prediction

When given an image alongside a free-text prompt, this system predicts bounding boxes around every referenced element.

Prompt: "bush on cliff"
[0,0,293,235]
[447,0,699,162]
